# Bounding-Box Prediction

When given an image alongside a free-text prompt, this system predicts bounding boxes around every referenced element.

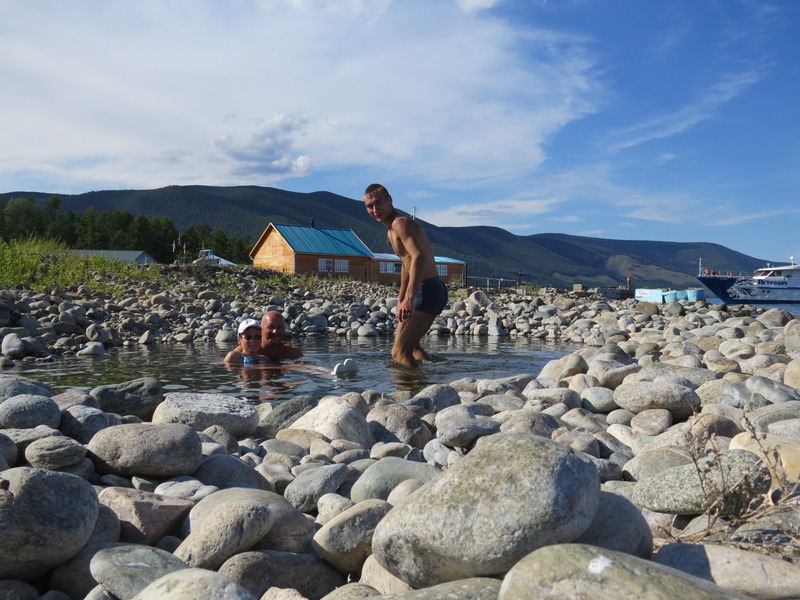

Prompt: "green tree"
[3,197,44,240]
[77,206,99,248]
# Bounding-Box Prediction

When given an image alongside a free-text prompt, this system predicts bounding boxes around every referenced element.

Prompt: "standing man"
[363,183,448,367]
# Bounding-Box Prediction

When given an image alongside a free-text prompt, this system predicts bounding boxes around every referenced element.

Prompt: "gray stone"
[1,332,25,358]
[193,453,274,491]
[318,582,380,599]
[183,488,314,554]
[613,381,701,419]
[220,550,346,599]
[499,543,752,599]
[90,544,187,600]
[631,449,769,516]
[25,435,87,469]
[174,500,275,569]
[60,404,122,443]
[311,499,392,573]
[260,395,319,436]
[90,377,163,420]
[0,394,60,429]
[404,384,461,413]
[654,541,800,600]
[284,463,349,512]
[366,403,433,449]
[290,397,375,448]
[350,456,441,503]
[161,392,259,437]
[86,504,122,546]
[370,578,502,599]
[581,386,618,413]
[0,376,53,401]
[622,446,693,482]
[88,423,203,477]
[435,404,500,448]
[573,490,653,558]
[0,580,39,600]
[0,431,18,466]
[47,542,126,600]
[372,433,600,587]
[0,467,99,580]
[130,568,257,600]
[154,476,220,502]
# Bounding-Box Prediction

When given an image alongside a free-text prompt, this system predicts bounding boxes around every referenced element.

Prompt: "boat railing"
[698,268,746,277]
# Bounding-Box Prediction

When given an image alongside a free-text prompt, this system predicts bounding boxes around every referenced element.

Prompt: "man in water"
[233,311,302,363]
[363,183,448,367]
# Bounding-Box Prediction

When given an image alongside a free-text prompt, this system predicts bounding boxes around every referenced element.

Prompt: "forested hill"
[5,185,769,289]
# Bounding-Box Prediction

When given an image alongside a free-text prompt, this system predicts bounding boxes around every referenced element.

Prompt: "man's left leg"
[393,311,435,366]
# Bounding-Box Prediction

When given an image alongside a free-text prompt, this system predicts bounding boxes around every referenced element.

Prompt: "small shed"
[249,223,374,280]
[371,253,466,285]
[68,249,157,264]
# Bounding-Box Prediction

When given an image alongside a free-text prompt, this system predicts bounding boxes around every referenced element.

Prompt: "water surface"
[11,336,581,404]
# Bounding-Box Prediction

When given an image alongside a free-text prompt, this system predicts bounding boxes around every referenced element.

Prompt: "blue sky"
[2,0,798,263]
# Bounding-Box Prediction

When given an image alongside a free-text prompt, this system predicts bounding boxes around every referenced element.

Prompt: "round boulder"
[371,432,600,587]
[88,423,203,477]
[0,467,99,580]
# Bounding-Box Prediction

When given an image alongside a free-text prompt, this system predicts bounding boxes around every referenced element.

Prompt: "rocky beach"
[2,265,800,599]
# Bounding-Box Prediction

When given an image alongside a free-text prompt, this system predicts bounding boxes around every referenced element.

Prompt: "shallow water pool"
[9,335,582,404]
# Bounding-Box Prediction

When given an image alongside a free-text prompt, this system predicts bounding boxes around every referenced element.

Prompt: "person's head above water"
[261,311,287,347]
[231,318,261,360]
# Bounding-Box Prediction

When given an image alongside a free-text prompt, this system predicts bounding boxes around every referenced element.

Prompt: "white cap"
[237,318,261,335]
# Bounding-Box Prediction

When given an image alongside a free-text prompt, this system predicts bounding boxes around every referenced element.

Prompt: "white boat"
[696,257,800,304]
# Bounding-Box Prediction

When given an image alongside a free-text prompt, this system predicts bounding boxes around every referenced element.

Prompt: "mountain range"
[7,185,771,290]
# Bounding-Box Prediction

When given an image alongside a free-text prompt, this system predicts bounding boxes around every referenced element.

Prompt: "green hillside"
[5,185,771,289]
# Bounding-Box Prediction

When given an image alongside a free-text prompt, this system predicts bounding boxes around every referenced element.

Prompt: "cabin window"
[380,261,402,274]
[318,259,333,272]
[335,259,349,273]
[436,264,448,277]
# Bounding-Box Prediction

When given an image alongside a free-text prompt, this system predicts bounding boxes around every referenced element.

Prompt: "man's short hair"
[364,183,389,198]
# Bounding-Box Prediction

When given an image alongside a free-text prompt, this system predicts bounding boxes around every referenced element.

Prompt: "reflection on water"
[10,336,581,404]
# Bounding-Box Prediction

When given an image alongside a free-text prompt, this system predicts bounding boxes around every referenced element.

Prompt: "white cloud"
[0,0,602,193]
[608,69,763,152]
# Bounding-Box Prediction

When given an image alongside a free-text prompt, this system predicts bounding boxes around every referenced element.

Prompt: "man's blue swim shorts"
[413,277,448,315]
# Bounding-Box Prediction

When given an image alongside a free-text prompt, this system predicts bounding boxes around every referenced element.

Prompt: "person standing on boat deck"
[363,183,448,367]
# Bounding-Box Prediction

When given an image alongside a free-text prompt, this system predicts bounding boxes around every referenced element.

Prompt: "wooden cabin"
[249,223,374,281]
[250,222,467,285]
[370,253,466,285]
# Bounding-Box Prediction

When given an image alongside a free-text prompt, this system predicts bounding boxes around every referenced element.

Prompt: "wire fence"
[466,276,524,290]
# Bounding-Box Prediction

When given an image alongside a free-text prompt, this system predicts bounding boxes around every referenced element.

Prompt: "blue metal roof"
[274,224,372,257]
[372,252,465,265]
